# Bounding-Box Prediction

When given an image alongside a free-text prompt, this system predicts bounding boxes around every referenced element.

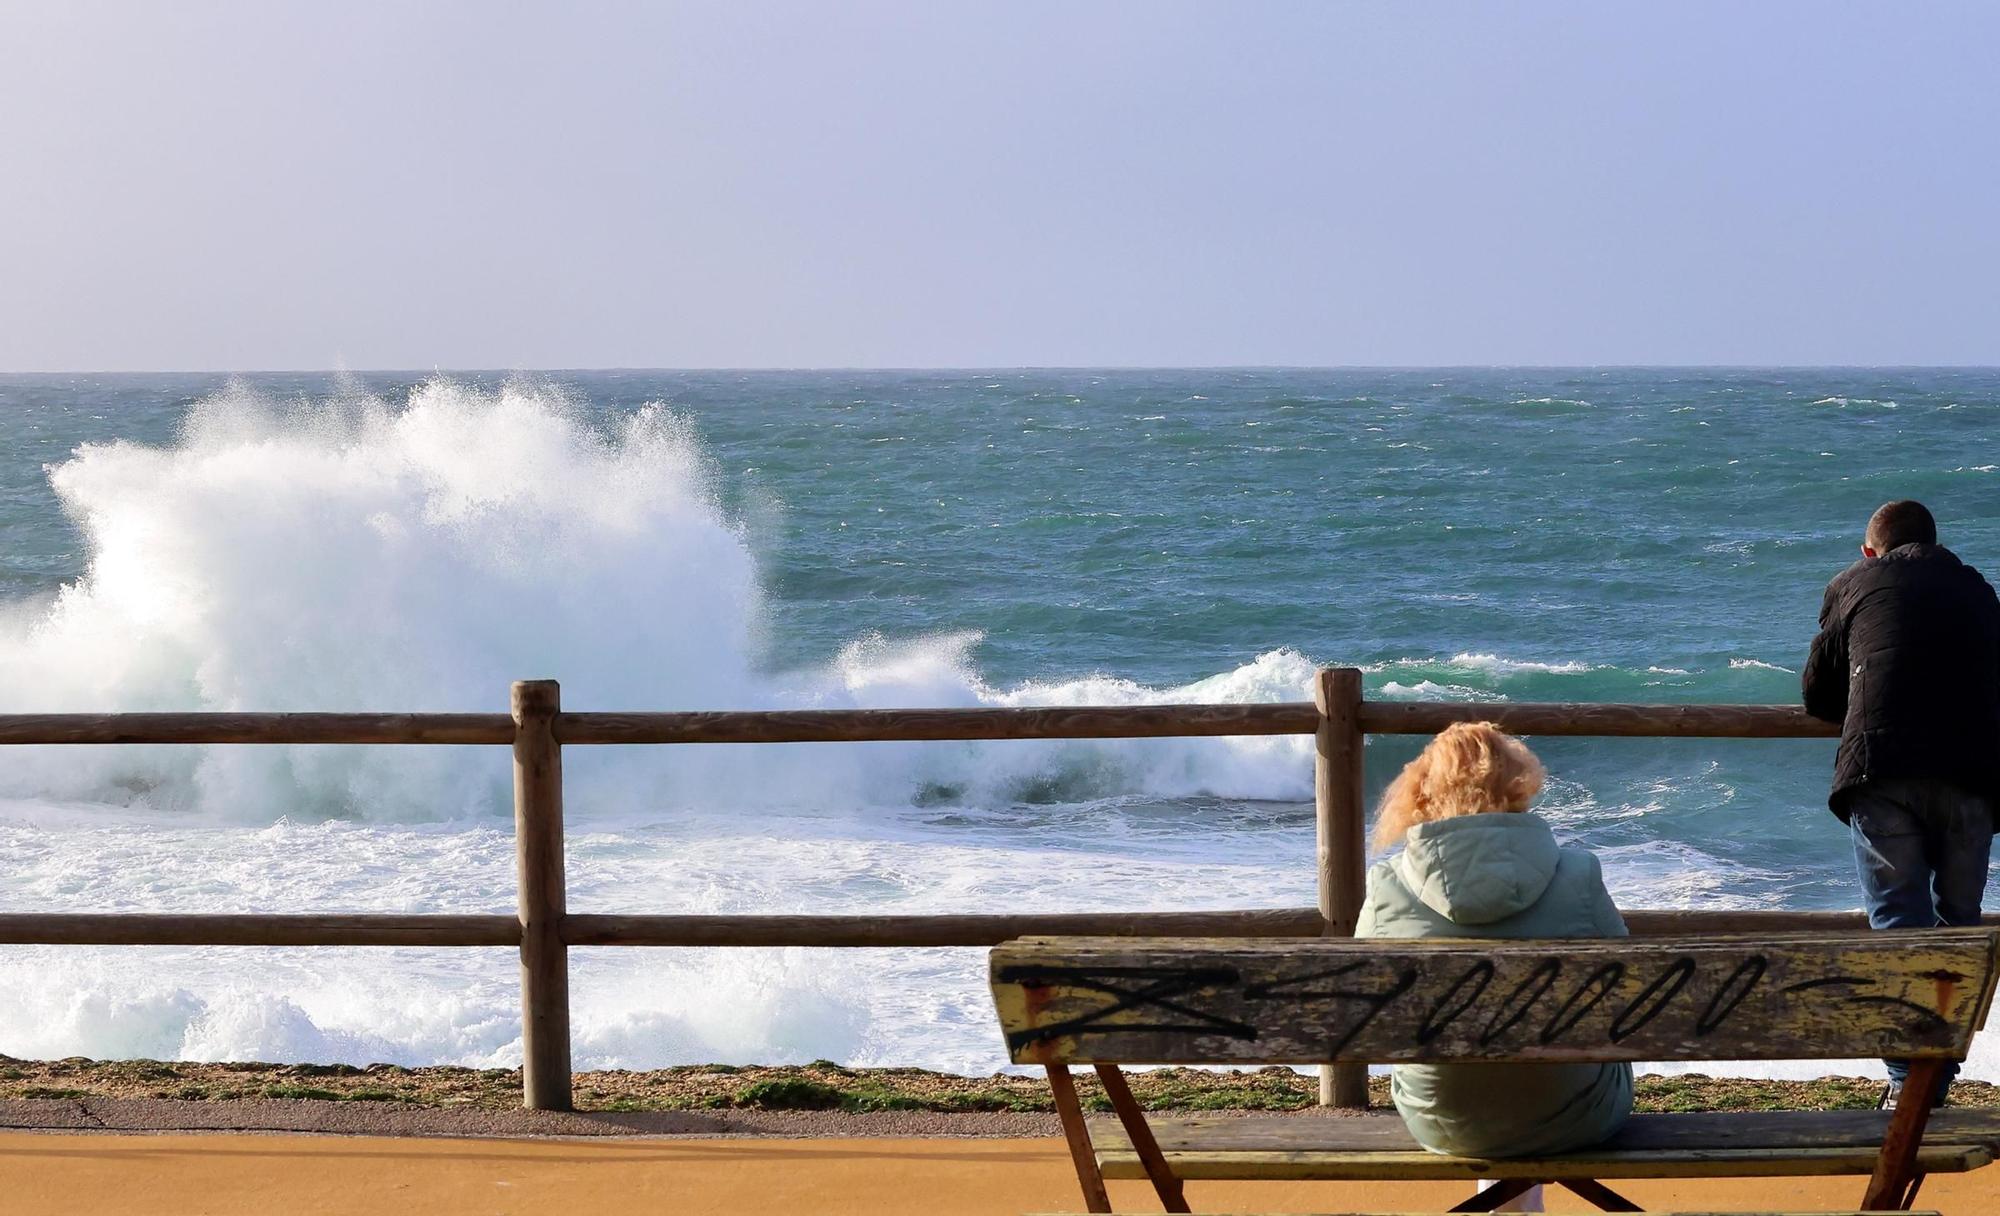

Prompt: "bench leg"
[1449,1179,1539,1211]
[1094,1064,1190,1213]
[1559,1177,1643,1211]
[1046,1064,1111,1214]
[1862,1057,1947,1211]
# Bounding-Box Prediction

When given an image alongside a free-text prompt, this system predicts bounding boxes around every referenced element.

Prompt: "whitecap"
[1444,652,1596,676]
[1376,680,1506,702]
[1729,658,1798,674]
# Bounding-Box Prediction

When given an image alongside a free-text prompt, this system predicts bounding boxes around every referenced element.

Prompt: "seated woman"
[1356,721,1632,1159]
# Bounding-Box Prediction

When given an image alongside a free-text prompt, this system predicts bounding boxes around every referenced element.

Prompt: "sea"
[0,367,1994,1078]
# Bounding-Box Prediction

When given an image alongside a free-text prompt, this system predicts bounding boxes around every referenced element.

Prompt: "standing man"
[1804,499,2000,1106]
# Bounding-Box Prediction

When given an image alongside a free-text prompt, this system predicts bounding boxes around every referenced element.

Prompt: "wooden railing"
[0,668,1841,1111]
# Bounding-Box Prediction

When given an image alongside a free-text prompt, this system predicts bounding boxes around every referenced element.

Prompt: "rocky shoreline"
[2,1056,1985,1115]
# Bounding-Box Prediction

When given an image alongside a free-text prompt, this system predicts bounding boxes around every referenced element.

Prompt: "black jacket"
[1803,543,2000,814]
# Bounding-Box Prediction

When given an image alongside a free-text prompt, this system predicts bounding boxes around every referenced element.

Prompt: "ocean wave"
[1440,652,1596,676]
[1728,658,1798,674]
[0,381,1327,819]
[1366,655,1570,678]
[1593,839,1777,908]
[1376,680,1506,702]
[1366,652,1743,694]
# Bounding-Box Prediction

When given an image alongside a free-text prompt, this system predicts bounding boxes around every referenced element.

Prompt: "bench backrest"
[989,930,2000,1066]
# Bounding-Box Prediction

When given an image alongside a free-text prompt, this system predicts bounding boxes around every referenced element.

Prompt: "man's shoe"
[1879,1078,1951,1109]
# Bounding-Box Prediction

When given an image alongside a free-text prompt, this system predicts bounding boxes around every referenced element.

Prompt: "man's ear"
[1862,546,1878,559]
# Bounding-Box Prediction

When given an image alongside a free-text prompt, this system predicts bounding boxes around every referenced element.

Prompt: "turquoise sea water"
[0,367,1993,1072]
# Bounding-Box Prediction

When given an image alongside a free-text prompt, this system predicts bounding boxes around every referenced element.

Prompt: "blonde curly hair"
[1372,721,1546,849]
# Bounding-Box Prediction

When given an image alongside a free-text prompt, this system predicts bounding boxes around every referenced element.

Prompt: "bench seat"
[1090,1110,2000,1181]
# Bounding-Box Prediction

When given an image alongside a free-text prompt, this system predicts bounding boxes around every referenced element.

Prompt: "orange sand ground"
[2,1134,1996,1215]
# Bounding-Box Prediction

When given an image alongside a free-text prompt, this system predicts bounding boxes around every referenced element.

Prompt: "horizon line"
[5,362,2000,377]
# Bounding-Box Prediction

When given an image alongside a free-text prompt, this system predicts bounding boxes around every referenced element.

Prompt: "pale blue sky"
[2,1,1996,370]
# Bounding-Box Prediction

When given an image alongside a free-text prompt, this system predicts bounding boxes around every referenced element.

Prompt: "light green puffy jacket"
[1355,811,1633,1158]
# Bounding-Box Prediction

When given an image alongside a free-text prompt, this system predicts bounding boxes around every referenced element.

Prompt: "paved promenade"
[5,1131,1999,1215]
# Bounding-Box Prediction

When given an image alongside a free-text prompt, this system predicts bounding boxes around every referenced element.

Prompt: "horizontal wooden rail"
[0,713,515,746]
[0,702,1837,745]
[554,704,1322,744]
[1623,909,2000,934]
[569,908,1988,946]
[1356,701,1837,738]
[0,914,521,946]
[561,909,1327,947]
[0,907,1952,949]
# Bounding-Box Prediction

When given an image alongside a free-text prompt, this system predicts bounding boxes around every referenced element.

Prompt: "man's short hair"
[1866,500,1938,552]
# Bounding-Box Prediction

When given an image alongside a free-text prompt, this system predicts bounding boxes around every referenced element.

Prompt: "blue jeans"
[1849,778,1997,1087]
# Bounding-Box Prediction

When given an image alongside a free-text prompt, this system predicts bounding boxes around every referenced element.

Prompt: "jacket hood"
[1396,812,1561,925]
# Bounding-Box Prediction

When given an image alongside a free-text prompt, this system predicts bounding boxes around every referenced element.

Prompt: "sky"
[2,1,1996,371]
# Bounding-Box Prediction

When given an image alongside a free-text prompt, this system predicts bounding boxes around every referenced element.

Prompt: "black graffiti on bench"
[1477,957,1564,1045]
[1608,957,1697,1042]
[995,963,1258,1051]
[1416,959,1494,1044]
[1780,976,1951,1035]
[1244,961,1419,1055]
[1005,950,1962,1053]
[1538,961,1624,1044]
[1694,956,1767,1036]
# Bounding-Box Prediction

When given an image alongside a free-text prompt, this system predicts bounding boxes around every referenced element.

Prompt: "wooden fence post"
[513,679,573,1111]
[1314,666,1369,1109]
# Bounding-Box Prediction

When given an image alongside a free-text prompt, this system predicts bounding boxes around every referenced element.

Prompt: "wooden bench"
[989,929,2000,1214]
